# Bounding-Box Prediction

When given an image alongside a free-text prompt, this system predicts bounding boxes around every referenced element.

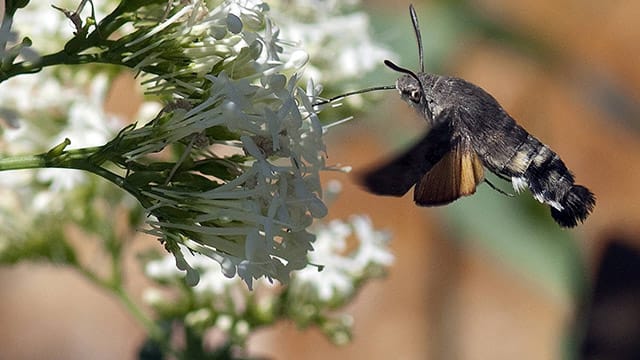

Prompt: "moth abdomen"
[550,185,595,228]
[507,143,595,227]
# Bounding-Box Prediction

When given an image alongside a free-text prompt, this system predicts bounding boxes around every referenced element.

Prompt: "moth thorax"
[427,100,445,121]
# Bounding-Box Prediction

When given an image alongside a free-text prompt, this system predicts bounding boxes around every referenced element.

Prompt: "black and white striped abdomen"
[501,134,595,227]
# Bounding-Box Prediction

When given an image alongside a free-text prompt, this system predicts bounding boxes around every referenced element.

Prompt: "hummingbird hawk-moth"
[319,5,595,227]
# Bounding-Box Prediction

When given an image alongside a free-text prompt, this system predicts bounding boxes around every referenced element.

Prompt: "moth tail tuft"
[550,185,596,228]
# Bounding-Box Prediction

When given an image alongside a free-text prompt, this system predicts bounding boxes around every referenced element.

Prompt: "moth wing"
[360,118,453,196]
[414,136,485,206]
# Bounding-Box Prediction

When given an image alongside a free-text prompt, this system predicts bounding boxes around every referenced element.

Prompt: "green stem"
[0,148,150,207]
[0,153,50,170]
[0,49,118,81]
[0,146,97,170]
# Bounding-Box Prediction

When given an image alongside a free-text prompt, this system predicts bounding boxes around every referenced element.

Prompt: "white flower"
[290,215,393,302]
[269,0,395,85]
[351,215,394,269]
[145,244,242,296]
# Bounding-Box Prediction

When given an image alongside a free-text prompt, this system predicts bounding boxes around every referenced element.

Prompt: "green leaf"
[126,171,165,187]
[204,125,240,141]
[169,172,219,190]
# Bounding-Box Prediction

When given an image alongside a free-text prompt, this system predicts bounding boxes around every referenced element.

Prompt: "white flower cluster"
[117,1,330,289]
[141,79,328,289]
[144,213,392,338]
[146,215,395,297]
[290,215,394,301]
[269,0,395,85]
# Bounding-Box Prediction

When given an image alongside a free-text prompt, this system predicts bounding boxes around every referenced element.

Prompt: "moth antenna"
[384,59,428,98]
[313,85,396,107]
[409,4,424,73]
[384,60,420,83]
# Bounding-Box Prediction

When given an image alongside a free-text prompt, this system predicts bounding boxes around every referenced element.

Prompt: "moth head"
[384,60,433,120]
[396,74,424,105]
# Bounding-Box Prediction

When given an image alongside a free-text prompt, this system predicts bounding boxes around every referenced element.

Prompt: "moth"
[318,4,595,227]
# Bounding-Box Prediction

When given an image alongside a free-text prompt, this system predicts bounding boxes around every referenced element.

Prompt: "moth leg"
[491,172,512,182]
[484,178,515,197]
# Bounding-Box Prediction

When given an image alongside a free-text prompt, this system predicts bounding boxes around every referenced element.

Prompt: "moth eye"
[409,89,422,103]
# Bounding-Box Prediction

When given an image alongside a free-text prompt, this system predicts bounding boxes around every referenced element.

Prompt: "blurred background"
[2,0,640,359]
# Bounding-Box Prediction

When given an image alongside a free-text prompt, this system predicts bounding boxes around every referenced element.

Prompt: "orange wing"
[414,138,484,206]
